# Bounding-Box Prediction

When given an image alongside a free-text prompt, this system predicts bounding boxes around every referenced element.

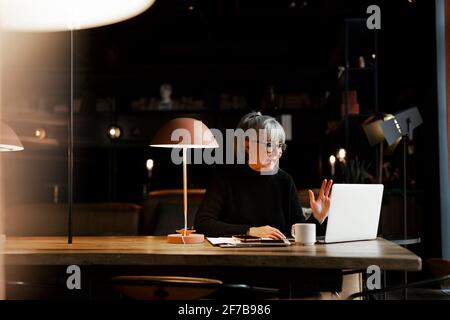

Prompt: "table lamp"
[150,118,218,244]
[0,121,24,152]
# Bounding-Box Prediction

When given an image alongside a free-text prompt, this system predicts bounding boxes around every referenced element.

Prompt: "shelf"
[113,107,326,116]
[117,108,218,115]
[347,67,374,72]
[2,111,67,126]
[340,113,374,118]
[1,108,328,127]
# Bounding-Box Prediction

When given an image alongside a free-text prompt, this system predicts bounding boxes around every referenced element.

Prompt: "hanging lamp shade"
[150,118,219,149]
[0,0,155,31]
[0,121,24,152]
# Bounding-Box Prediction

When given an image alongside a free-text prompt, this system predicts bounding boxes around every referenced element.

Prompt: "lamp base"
[167,233,205,244]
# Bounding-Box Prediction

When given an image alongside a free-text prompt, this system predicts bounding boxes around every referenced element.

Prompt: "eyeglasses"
[250,140,287,152]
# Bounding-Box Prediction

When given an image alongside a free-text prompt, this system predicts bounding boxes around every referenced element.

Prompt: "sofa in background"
[5,202,143,236]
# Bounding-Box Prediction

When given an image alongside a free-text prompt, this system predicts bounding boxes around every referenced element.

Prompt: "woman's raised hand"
[308,179,333,224]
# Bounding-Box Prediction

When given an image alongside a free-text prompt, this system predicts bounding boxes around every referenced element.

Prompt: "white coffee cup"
[291,223,316,245]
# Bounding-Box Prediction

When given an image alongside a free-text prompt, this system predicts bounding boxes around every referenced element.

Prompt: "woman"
[194,111,332,239]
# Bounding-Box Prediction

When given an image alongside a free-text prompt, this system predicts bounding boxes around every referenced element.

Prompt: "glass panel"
[1,30,69,236]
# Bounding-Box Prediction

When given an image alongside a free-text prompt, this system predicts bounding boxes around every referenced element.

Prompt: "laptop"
[317,184,384,244]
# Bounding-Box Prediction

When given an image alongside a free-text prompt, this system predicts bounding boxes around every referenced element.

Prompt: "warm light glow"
[337,148,346,161]
[108,126,121,139]
[146,159,154,171]
[372,53,376,59]
[329,155,336,165]
[35,128,46,140]
[0,0,155,32]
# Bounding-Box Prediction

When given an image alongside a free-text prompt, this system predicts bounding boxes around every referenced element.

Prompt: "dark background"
[0,0,441,258]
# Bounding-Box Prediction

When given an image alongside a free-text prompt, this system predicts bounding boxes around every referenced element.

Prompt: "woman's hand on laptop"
[309,179,333,224]
[247,226,286,240]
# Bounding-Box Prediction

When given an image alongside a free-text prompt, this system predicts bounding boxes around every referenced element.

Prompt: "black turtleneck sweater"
[194,164,326,237]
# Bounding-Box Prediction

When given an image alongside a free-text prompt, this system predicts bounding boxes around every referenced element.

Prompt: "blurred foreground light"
[0,0,155,32]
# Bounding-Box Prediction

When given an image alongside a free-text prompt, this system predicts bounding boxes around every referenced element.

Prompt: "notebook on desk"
[206,237,291,248]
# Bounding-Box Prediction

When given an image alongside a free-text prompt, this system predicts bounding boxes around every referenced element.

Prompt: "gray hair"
[236,111,286,143]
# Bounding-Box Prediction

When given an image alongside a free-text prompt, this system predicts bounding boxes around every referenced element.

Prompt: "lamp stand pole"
[182,146,188,236]
[68,29,74,244]
[402,118,411,300]
[166,147,204,244]
[403,136,407,246]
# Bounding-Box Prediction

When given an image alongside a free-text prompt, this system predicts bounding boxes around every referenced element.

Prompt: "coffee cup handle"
[291,225,295,238]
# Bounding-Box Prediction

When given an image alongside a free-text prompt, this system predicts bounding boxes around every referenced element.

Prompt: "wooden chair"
[427,258,450,288]
[112,275,280,300]
[142,189,206,235]
[112,276,223,300]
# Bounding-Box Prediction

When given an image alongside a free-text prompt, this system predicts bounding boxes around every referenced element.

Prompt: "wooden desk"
[2,236,422,271]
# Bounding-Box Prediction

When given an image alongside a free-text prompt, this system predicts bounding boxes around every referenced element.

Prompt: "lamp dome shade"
[0,0,155,32]
[0,121,24,152]
[150,118,219,149]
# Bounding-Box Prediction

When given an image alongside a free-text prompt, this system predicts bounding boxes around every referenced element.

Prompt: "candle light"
[146,159,154,179]
[145,159,154,195]
[329,155,336,177]
[337,148,346,163]
[108,126,121,139]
